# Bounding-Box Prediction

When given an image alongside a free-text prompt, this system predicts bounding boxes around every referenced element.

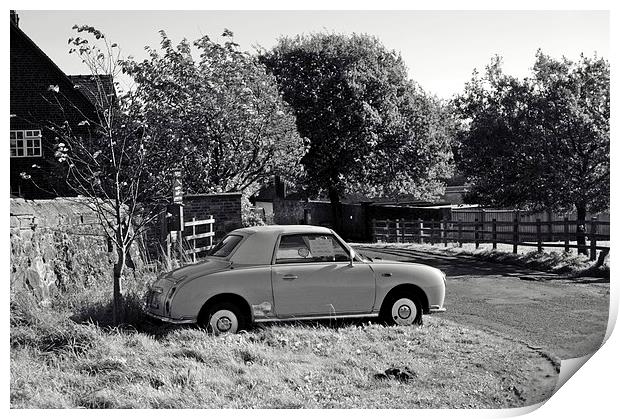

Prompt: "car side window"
[207,234,243,258]
[275,234,350,264]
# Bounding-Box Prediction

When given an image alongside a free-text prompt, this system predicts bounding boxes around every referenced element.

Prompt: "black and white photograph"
[7,1,614,414]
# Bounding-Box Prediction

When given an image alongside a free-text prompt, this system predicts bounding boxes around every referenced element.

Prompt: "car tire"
[201,302,247,335]
[380,295,423,326]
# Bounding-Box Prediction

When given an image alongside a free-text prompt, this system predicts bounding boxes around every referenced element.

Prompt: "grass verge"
[11,288,558,408]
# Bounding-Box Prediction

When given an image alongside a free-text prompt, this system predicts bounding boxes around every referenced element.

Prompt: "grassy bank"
[355,242,610,280]
[10,283,558,408]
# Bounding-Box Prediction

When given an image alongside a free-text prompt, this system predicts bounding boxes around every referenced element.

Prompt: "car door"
[271,233,375,317]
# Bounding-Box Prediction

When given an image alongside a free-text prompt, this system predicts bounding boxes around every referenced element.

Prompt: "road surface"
[356,246,610,360]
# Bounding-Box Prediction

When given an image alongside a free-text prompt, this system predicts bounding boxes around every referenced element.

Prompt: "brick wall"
[183,193,243,239]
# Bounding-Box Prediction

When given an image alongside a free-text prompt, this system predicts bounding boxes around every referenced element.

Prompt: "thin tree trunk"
[576,203,587,256]
[328,186,343,235]
[112,245,126,325]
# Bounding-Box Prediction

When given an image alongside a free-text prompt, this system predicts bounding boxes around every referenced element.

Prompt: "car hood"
[162,258,231,283]
[368,258,425,268]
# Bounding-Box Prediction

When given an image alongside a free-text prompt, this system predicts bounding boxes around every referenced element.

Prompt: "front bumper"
[145,311,196,324]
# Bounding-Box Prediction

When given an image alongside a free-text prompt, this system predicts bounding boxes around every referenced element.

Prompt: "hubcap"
[398,305,411,319]
[209,309,238,334]
[391,298,418,325]
[217,317,232,331]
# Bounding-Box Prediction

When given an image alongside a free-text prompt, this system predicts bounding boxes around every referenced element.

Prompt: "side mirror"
[349,248,355,267]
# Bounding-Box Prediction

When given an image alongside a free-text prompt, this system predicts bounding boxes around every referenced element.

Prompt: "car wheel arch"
[197,293,253,326]
[380,284,429,314]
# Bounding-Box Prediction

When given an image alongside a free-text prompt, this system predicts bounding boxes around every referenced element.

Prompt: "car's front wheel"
[381,296,423,326]
[202,302,246,335]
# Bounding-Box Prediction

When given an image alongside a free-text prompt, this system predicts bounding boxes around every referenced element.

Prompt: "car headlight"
[147,287,164,309]
[164,287,177,314]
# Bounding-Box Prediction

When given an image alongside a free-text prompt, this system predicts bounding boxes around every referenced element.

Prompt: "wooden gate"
[184,215,215,262]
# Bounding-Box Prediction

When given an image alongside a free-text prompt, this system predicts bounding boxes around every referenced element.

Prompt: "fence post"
[401,219,406,243]
[590,217,598,261]
[166,232,171,259]
[430,221,435,245]
[564,217,570,253]
[418,218,424,244]
[192,217,196,263]
[209,216,214,249]
[458,220,463,247]
[548,219,553,242]
[372,218,377,243]
[492,218,497,250]
[474,218,479,249]
[395,219,401,243]
[536,218,542,253]
[513,215,519,254]
[441,219,448,247]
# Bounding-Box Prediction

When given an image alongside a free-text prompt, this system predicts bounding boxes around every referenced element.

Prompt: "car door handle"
[381,273,393,277]
[282,274,298,281]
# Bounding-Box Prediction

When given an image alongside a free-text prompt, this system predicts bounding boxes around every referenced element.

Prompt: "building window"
[10,130,42,157]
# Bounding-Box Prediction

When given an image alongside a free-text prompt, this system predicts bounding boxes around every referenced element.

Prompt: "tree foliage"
[259,33,454,204]
[122,30,306,196]
[454,51,610,219]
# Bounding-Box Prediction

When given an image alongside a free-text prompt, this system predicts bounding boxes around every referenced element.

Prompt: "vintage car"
[146,225,446,334]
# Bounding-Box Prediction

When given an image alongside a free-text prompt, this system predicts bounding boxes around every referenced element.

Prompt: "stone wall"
[183,193,243,239]
[10,198,141,303]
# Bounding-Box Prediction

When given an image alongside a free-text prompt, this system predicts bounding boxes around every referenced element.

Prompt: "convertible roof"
[234,224,333,236]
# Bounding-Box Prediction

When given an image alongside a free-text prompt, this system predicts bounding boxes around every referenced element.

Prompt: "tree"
[453,56,535,208]
[455,52,609,253]
[121,30,306,198]
[259,33,454,231]
[44,26,170,323]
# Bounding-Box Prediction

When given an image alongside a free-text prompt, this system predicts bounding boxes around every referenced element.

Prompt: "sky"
[14,9,609,99]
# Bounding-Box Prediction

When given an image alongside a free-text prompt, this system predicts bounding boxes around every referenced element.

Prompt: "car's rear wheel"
[201,302,246,335]
[381,295,423,326]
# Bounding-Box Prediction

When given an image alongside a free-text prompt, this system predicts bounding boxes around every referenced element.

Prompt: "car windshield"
[206,234,243,258]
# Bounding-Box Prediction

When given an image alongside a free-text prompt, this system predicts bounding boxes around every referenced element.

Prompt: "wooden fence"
[372,217,610,261]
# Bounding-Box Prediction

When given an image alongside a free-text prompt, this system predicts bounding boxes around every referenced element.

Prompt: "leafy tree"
[259,33,454,231]
[453,57,534,207]
[455,52,609,252]
[122,30,306,198]
[44,26,171,323]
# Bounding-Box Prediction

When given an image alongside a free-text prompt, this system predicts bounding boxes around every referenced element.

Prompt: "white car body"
[146,225,446,333]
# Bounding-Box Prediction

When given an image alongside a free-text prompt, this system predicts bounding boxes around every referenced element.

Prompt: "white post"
[192,217,196,263]
[209,216,214,249]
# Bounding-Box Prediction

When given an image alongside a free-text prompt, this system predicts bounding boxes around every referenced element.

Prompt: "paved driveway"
[355,246,610,359]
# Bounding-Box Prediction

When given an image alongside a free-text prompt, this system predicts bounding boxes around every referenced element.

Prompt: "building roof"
[10,16,97,115]
[67,75,116,108]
